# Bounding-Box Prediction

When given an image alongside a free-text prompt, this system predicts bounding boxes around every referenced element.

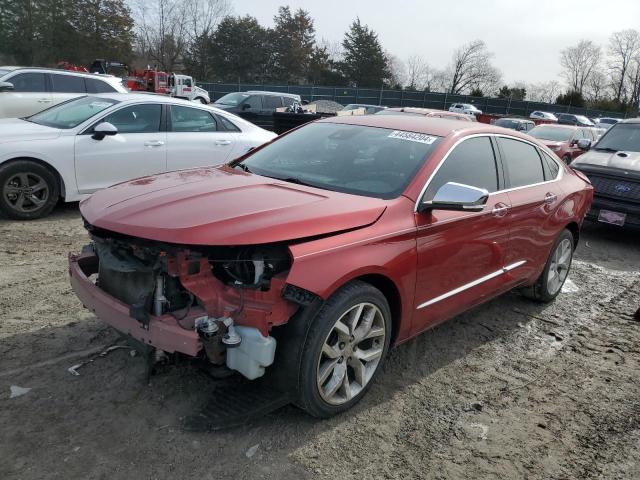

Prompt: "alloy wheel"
[316,302,386,405]
[547,238,572,295]
[3,172,50,213]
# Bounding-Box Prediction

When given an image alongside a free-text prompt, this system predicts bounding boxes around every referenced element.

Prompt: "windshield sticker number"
[388,131,437,144]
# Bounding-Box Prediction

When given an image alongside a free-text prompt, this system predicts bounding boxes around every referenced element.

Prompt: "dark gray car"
[571,118,640,228]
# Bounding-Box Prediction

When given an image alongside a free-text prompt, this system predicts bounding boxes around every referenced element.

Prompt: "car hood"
[572,149,640,172]
[0,118,61,144]
[80,166,388,245]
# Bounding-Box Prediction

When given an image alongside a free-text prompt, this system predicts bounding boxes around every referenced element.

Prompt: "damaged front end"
[68,227,305,380]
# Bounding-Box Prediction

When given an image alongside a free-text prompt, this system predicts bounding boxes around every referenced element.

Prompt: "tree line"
[0,1,638,113]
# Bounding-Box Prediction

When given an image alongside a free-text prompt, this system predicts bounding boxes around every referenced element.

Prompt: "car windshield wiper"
[234,162,252,173]
[277,176,318,188]
[593,146,618,152]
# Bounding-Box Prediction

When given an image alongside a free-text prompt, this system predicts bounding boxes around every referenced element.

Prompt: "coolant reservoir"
[226,326,276,380]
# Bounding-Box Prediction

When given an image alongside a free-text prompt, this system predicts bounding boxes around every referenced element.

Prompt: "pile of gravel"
[309,99,343,114]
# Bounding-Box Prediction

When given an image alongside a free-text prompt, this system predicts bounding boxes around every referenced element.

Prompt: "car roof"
[245,90,300,98]
[620,117,640,124]
[319,113,531,138]
[0,66,121,81]
[82,92,216,106]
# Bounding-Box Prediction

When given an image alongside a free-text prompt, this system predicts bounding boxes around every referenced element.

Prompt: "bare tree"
[405,54,428,90]
[133,0,228,72]
[385,51,406,87]
[584,70,609,102]
[608,29,640,102]
[560,40,601,95]
[527,80,561,103]
[447,40,502,94]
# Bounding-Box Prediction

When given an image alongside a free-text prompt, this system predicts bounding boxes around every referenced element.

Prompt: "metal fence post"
[378,85,383,105]
[422,90,427,108]
[400,88,404,107]
[444,91,448,109]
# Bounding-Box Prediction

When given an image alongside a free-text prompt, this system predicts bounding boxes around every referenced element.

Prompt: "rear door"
[49,73,87,106]
[497,136,561,282]
[166,104,237,170]
[74,103,167,192]
[413,135,512,334]
[0,72,51,118]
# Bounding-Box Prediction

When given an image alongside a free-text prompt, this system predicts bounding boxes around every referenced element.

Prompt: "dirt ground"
[1,203,639,480]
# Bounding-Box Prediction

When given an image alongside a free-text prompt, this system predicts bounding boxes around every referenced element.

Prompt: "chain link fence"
[198,81,626,119]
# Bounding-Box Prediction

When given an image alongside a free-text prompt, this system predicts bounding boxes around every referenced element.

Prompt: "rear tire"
[521,229,574,303]
[0,160,59,220]
[295,280,392,418]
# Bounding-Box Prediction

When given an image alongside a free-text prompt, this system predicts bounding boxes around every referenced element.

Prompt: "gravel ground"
[1,204,639,480]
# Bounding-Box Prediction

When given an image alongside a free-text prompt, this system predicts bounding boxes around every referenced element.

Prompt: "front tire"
[296,281,392,418]
[0,160,59,220]
[522,229,574,303]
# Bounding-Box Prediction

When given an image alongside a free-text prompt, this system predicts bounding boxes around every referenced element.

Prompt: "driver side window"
[100,104,161,133]
[424,136,499,200]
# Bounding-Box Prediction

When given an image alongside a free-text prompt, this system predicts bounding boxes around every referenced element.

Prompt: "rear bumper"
[586,196,640,227]
[68,253,202,356]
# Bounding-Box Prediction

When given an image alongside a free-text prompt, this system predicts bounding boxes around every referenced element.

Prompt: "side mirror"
[577,138,591,151]
[0,81,14,92]
[242,103,251,111]
[418,182,489,213]
[92,122,118,140]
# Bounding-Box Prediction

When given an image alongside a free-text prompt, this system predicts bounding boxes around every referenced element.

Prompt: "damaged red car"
[69,116,593,418]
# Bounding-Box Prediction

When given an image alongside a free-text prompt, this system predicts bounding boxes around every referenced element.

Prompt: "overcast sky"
[230,0,640,85]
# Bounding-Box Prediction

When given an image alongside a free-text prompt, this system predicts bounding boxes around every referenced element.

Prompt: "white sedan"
[448,103,482,115]
[0,93,277,219]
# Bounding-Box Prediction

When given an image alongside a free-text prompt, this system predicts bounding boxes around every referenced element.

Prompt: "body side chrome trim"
[416,260,527,310]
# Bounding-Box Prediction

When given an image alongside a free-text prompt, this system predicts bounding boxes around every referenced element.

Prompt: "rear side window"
[282,97,296,107]
[541,151,560,180]
[9,72,47,92]
[217,115,240,132]
[425,136,498,199]
[171,105,217,132]
[51,74,86,93]
[86,78,116,93]
[263,96,282,109]
[499,137,545,188]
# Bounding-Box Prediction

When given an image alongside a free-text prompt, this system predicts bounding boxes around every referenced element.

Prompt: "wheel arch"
[0,156,66,199]
[565,221,580,249]
[354,273,403,346]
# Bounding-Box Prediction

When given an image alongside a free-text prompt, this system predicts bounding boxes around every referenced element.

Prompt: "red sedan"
[69,116,593,418]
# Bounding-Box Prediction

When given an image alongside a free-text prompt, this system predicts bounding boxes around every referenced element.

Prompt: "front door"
[74,103,167,193]
[413,135,512,335]
[166,105,237,170]
[0,72,52,118]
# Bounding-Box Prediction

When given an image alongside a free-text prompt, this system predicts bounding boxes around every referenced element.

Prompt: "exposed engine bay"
[78,226,305,380]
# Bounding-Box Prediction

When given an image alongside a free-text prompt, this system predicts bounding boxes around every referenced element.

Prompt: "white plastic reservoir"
[226,326,277,380]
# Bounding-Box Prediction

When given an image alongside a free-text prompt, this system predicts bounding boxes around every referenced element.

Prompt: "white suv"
[448,103,482,115]
[0,67,127,119]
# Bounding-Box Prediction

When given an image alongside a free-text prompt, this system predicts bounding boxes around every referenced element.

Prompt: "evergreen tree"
[271,6,315,83]
[340,18,390,87]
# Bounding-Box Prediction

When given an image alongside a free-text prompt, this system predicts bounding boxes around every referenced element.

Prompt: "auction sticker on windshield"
[388,131,437,144]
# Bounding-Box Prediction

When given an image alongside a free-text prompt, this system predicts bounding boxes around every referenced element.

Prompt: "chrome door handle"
[491,204,509,217]
[544,193,557,204]
[214,139,231,146]
[144,140,165,147]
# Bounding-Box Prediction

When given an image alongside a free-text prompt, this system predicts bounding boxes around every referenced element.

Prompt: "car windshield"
[27,96,120,129]
[215,92,250,106]
[236,123,441,199]
[528,125,573,142]
[594,123,640,152]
